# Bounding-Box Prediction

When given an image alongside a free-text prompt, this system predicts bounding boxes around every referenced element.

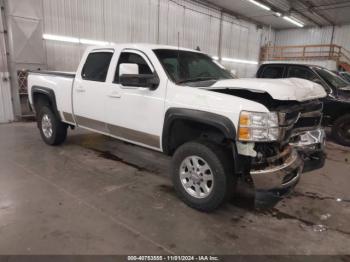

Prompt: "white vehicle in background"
[28,44,326,211]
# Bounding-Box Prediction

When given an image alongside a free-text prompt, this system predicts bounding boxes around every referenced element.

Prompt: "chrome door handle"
[108,91,121,98]
[76,88,86,93]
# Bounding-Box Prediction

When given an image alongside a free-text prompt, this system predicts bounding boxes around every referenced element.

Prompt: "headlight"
[238,111,280,142]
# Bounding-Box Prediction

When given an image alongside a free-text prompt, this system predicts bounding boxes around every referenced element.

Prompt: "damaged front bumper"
[250,148,303,192]
[237,128,326,198]
[289,128,326,172]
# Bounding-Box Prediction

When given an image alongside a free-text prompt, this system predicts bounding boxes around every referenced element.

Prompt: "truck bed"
[29,70,76,78]
[28,70,76,122]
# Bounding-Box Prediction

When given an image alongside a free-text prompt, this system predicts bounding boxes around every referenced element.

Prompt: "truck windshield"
[153,49,233,84]
[315,68,349,89]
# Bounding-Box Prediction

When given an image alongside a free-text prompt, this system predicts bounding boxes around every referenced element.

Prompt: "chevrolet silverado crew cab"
[257,63,350,146]
[28,44,327,212]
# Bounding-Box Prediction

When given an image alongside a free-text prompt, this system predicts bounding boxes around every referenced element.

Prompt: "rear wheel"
[331,114,350,147]
[171,140,236,212]
[38,106,67,145]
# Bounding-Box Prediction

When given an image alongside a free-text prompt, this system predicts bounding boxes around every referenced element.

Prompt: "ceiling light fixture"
[43,34,112,46]
[43,34,79,43]
[283,16,304,27]
[275,12,282,17]
[222,57,259,65]
[212,56,258,65]
[248,0,271,11]
[80,39,109,46]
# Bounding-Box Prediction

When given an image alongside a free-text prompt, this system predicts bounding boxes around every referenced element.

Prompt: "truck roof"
[261,62,326,69]
[86,43,202,53]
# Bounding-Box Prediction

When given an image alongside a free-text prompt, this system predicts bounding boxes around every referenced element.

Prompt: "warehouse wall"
[42,0,271,78]
[2,0,47,119]
[275,25,350,51]
[0,6,13,123]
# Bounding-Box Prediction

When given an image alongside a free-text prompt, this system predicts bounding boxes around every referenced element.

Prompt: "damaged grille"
[252,143,292,170]
[278,100,323,141]
[249,100,322,173]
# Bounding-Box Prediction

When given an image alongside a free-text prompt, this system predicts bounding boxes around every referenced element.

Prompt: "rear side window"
[260,66,285,78]
[287,66,317,81]
[82,52,113,82]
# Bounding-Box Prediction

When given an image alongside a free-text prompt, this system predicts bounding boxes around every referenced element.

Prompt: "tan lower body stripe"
[62,112,74,123]
[62,112,160,148]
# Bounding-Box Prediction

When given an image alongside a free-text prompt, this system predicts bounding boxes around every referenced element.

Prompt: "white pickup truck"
[28,44,327,211]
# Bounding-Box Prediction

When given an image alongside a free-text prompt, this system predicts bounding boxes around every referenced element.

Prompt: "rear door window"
[81,52,113,82]
[260,65,285,78]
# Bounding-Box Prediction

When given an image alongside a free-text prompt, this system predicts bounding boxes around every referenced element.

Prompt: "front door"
[105,49,166,150]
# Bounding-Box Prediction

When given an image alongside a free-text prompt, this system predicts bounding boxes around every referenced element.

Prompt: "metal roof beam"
[195,0,268,27]
[306,1,350,11]
[262,0,322,27]
[294,0,335,26]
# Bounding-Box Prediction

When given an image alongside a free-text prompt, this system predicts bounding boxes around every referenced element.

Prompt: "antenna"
[177,32,180,83]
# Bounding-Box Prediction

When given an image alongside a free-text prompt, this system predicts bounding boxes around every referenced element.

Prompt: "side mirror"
[230,69,237,78]
[119,63,159,89]
[120,74,160,89]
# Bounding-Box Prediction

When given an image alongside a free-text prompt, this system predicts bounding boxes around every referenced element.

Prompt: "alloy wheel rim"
[41,114,53,138]
[179,156,214,199]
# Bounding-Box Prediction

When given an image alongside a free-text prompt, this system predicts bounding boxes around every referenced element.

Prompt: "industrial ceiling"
[201,0,350,29]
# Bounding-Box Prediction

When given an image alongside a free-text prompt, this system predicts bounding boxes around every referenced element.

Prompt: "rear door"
[73,49,114,133]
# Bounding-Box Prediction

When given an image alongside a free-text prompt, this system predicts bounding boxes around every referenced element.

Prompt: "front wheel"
[38,106,67,146]
[331,114,350,147]
[171,141,236,212]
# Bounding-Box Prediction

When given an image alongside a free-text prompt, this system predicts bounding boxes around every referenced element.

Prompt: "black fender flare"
[162,108,237,153]
[31,86,61,121]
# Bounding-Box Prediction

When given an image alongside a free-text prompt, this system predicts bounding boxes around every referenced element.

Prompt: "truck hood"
[203,78,327,102]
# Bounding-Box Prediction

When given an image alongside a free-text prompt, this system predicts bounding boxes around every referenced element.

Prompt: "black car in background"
[257,63,350,146]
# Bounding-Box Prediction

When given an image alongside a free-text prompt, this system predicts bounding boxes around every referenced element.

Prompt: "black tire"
[331,114,350,147]
[171,140,236,212]
[37,106,67,146]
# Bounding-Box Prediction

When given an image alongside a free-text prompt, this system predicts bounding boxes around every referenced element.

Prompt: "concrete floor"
[0,122,350,255]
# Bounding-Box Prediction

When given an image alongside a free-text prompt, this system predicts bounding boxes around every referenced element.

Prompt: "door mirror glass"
[120,74,160,90]
[119,63,139,76]
[230,69,237,78]
[116,53,159,89]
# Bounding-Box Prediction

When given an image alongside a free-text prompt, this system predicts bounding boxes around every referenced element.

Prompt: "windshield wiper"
[177,77,218,84]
